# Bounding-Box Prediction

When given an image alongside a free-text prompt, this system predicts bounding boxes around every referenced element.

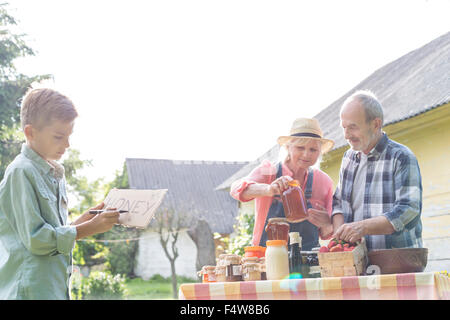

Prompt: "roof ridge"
[126,158,249,165]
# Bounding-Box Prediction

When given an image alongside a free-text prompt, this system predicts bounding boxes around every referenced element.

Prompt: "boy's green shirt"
[0,144,77,299]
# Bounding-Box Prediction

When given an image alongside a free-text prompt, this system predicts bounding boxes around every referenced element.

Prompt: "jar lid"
[201,265,216,272]
[244,246,265,252]
[242,257,259,264]
[266,240,287,246]
[267,217,289,225]
[224,254,241,265]
[288,180,300,187]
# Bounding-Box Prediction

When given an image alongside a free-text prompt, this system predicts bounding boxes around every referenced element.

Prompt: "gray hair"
[342,90,384,125]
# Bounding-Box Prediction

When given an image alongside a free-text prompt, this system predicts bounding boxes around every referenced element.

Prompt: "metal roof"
[126,158,248,233]
[315,31,450,151]
[217,31,450,189]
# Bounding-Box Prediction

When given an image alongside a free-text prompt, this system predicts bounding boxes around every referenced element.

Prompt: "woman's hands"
[267,176,293,196]
[307,202,333,238]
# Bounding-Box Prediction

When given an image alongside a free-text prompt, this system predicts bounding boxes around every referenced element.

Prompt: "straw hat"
[277,118,334,154]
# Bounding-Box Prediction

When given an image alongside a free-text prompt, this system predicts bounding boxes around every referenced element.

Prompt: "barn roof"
[217,31,450,190]
[126,158,248,234]
[317,31,450,151]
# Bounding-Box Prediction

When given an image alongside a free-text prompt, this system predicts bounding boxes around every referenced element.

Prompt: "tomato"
[329,245,343,252]
[327,239,338,249]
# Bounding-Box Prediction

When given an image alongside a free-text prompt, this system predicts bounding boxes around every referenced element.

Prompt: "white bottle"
[265,240,289,280]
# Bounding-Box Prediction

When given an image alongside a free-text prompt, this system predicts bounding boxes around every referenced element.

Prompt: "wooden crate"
[318,239,368,277]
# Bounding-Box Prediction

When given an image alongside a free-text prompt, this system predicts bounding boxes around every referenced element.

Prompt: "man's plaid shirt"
[332,133,423,251]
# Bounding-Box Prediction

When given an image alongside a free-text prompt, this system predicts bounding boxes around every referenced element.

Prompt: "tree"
[0,3,51,179]
[63,148,105,215]
[100,162,140,277]
[154,207,185,299]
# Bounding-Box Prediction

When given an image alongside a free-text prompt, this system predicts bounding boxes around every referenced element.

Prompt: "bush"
[226,210,255,255]
[72,271,128,300]
[101,225,140,277]
[72,240,109,267]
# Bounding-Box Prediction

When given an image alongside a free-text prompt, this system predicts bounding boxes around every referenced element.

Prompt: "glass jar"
[265,240,289,280]
[242,257,260,265]
[217,254,228,266]
[198,266,217,283]
[215,265,227,282]
[242,262,261,281]
[265,218,290,243]
[258,257,267,280]
[224,254,242,282]
[282,180,308,223]
[244,246,266,258]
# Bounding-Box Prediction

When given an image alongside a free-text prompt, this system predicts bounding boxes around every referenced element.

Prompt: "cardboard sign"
[103,188,168,228]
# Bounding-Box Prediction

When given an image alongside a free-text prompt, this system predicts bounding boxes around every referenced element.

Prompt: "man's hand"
[333,221,366,244]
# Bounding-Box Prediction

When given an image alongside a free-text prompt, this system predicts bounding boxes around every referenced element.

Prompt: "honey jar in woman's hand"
[281,180,308,223]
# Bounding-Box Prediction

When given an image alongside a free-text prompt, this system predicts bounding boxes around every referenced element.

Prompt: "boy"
[0,88,120,299]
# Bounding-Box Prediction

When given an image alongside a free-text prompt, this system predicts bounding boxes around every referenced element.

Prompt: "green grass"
[124,275,197,300]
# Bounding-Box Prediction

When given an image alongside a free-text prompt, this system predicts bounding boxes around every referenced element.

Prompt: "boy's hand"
[71,202,104,225]
[72,202,105,225]
[89,207,120,234]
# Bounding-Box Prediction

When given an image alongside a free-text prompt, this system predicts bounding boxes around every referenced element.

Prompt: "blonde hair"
[20,88,78,130]
[279,138,323,169]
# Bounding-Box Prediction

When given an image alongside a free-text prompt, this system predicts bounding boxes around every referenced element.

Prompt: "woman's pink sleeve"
[230,160,275,202]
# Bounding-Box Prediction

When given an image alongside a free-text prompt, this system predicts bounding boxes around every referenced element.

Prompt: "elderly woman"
[230,118,335,250]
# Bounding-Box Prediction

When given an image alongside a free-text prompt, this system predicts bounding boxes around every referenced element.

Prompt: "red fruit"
[319,246,329,253]
[327,239,338,249]
[343,243,350,248]
[329,245,343,252]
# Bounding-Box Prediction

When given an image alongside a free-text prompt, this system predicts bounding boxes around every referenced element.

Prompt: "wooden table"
[179,271,450,300]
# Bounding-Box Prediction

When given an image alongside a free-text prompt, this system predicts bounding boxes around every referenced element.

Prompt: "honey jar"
[265,218,290,243]
[217,254,228,266]
[282,180,308,223]
[223,254,242,282]
[242,262,261,281]
[215,265,227,282]
[198,265,217,283]
[259,257,267,280]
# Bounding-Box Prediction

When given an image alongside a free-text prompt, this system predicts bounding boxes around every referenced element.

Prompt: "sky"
[6,0,450,182]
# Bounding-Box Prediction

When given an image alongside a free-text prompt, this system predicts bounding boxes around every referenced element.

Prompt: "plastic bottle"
[265,240,289,280]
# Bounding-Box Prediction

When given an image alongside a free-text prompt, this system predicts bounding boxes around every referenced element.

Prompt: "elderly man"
[331,90,423,251]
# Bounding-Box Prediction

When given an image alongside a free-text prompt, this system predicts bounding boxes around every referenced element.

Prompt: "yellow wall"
[320,103,450,271]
